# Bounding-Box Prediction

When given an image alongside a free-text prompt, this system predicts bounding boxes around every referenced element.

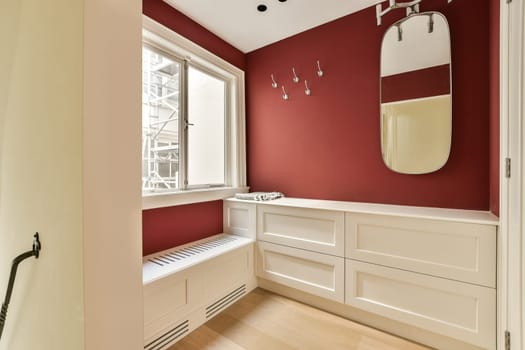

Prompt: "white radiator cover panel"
[144,268,202,339]
[202,246,253,302]
[143,234,256,348]
[144,320,189,350]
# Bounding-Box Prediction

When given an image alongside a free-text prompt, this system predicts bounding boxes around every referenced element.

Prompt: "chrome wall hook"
[282,85,289,100]
[271,74,278,88]
[292,67,300,83]
[304,80,311,96]
[316,60,324,77]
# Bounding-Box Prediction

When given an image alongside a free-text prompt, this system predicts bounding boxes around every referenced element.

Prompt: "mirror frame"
[379,11,452,175]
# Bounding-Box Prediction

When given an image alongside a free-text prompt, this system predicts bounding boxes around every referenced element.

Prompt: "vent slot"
[148,235,239,267]
[144,320,189,350]
[205,285,246,319]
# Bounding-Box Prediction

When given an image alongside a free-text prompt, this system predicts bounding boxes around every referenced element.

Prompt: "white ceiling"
[163,0,382,53]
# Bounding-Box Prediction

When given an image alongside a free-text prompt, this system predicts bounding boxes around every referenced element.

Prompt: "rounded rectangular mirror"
[380,12,451,174]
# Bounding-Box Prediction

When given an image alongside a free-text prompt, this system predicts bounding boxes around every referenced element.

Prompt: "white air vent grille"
[144,320,189,350]
[205,285,246,319]
[148,235,238,267]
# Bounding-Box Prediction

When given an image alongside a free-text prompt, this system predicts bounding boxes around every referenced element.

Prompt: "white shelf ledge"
[143,186,249,209]
[224,197,499,226]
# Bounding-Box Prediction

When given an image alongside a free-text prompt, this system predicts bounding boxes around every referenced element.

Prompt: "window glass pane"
[187,66,225,186]
[142,46,181,192]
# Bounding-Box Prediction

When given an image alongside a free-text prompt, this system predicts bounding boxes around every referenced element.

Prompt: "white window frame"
[142,16,247,209]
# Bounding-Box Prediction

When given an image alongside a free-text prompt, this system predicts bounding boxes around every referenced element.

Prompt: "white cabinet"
[346,213,496,288]
[255,204,345,303]
[257,205,344,257]
[256,241,345,303]
[345,212,497,350]
[143,234,255,349]
[346,260,496,349]
[224,198,498,350]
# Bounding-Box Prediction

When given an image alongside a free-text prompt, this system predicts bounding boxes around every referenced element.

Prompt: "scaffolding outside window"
[142,45,181,192]
[142,44,227,194]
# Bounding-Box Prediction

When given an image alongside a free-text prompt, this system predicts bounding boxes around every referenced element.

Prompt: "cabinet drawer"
[346,260,496,350]
[345,213,496,287]
[258,205,344,257]
[257,241,344,303]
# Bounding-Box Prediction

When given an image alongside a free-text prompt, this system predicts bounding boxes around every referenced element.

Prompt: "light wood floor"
[169,288,432,350]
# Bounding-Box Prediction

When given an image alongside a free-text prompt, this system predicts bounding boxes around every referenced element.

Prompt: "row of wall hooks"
[271,60,324,100]
[280,82,311,100]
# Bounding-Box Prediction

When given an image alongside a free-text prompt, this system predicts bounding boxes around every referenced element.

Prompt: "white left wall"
[0,0,144,348]
[0,0,84,349]
[83,0,144,348]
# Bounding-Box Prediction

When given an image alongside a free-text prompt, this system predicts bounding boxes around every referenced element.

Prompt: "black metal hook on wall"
[0,233,42,341]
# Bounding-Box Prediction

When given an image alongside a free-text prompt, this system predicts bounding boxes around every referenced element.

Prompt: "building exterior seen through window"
[142,45,226,193]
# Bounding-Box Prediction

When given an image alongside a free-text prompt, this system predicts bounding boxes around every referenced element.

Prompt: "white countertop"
[225,197,499,225]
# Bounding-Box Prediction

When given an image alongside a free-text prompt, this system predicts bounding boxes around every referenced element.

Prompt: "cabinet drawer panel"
[257,242,344,303]
[346,260,495,350]
[223,201,256,239]
[345,213,496,287]
[258,206,344,256]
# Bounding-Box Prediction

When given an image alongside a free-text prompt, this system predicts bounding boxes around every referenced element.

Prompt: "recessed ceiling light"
[257,4,268,12]
[278,0,287,2]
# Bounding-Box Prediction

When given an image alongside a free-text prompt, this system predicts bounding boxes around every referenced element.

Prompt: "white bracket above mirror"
[376,0,454,26]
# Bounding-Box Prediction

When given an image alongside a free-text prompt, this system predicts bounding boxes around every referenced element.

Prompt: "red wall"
[142,0,244,255]
[489,0,500,216]
[142,201,223,256]
[246,0,492,210]
[142,0,499,255]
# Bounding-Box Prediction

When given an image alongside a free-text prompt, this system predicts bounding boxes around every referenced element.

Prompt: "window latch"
[185,120,194,130]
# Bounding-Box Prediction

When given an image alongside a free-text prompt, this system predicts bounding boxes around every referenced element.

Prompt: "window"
[187,66,226,187]
[142,17,246,208]
[142,46,227,191]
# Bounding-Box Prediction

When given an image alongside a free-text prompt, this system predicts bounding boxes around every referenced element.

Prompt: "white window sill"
[142,187,249,210]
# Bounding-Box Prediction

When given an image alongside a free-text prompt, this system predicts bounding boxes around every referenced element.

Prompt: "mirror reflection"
[380,12,452,174]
